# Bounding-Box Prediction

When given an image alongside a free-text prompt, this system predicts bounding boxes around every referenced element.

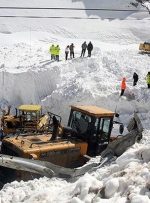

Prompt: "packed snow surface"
[0,0,150,202]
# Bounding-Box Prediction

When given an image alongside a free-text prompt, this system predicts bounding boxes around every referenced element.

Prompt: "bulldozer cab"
[2,104,49,135]
[68,105,115,155]
[17,105,42,126]
[17,105,50,132]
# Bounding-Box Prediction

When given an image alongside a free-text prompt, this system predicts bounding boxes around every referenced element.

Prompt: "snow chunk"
[116,149,140,169]
[137,146,150,162]
[71,197,84,203]
[104,178,119,198]
[72,173,103,201]
[130,194,150,203]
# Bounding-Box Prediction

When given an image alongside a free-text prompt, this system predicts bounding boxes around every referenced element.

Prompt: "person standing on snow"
[65,45,70,60]
[55,45,60,61]
[80,41,87,57]
[49,44,55,60]
[87,41,93,57]
[133,72,139,86]
[120,77,126,96]
[146,72,150,88]
[69,43,75,59]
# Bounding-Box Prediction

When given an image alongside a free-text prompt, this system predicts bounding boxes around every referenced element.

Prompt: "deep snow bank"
[0,33,150,124]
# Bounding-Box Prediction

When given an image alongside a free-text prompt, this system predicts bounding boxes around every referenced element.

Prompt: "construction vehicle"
[139,42,150,53]
[1,104,49,136]
[0,105,143,187]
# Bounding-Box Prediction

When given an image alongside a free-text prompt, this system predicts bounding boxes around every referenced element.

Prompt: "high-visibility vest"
[55,46,60,55]
[49,46,55,54]
[121,80,126,90]
[146,74,150,84]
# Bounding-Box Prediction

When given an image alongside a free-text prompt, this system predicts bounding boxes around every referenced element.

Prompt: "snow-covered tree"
[131,0,150,13]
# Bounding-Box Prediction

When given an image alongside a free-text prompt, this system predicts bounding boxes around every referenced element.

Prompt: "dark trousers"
[148,84,150,88]
[88,50,92,57]
[133,81,137,86]
[51,126,58,141]
[56,55,59,61]
[120,89,125,96]
[51,54,55,60]
[81,49,86,57]
[65,52,69,60]
[70,51,74,59]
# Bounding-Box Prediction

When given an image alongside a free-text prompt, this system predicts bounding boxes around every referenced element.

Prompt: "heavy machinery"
[1,104,49,136]
[139,42,150,53]
[0,105,143,186]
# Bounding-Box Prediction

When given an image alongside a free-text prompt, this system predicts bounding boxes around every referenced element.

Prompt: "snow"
[1,141,150,202]
[0,0,150,202]
[104,178,120,198]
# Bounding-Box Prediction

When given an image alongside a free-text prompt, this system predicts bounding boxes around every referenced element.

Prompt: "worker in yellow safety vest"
[146,72,150,88]
[54,45,60,61]
[49,44,55,60]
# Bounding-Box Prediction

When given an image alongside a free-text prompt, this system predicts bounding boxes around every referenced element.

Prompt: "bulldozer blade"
[0,154,100,179]
[0,154,55,178]
[0,154,114,182]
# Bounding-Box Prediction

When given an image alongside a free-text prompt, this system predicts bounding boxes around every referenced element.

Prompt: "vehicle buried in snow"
[1,104,49,136]
[0,105,143,186]
[139,42,150,54]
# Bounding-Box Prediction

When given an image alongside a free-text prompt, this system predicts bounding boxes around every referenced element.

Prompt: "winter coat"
[82,42,87,50]
[49,45,55,55]
[65,47,69,53]
[146,73,150,84]
[87,42,93,51]
[133,73,139,82]
[121,78,126,90]
[54,46,60,55]
[69,44,74,52]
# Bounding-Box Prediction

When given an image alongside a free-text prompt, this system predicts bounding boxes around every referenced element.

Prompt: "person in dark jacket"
[80,41,87,57]
[51,116,60,141]
[87,41,93,57]
[69,43,75,59]
[133,72,139,86]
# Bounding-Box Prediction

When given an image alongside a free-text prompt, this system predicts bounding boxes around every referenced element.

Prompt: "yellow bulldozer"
[139,42,150,53]
[1,104,49,136]
[0,104,143,187]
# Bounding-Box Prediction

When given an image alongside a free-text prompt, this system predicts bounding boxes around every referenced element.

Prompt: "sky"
[0,0,150,202]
